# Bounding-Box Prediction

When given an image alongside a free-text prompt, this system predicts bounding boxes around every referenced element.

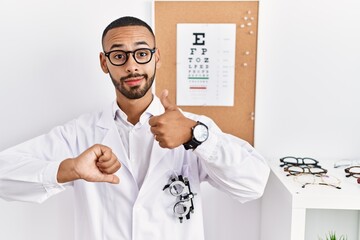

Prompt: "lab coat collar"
[95,97,172,191]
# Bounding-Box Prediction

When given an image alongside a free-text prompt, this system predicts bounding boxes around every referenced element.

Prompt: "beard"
[109,68,156,100]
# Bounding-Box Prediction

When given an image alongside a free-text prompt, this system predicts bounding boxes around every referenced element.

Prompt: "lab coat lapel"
[138,139,171,197]
[96,104,132,174]
[147,139,169,175]
[143,95,170,176]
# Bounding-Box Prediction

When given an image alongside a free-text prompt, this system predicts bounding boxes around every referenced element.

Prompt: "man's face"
[100,26,161,99]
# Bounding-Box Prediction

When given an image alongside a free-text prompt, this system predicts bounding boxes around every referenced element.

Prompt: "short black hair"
[102,16,155,49]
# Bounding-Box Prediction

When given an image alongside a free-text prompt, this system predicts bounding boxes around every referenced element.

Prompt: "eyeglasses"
[344,166,360,184]
[293,174,341,189]
[104,48,156,66]
[280,156,319,167]
[163,175,195,223]
[279,156,338,189]
[284,165,327,176]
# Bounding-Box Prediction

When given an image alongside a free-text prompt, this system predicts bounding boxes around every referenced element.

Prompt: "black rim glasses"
[280,156,319,167]
[279,156,339,189]
[284,165,327,176]
[280,156,326,176]
[344,166,360,184]
[104,48,156,66]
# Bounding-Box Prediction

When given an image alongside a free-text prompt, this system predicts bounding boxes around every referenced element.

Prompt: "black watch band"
[183,121,209,150]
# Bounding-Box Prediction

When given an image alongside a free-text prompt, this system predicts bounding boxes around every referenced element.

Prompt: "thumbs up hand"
[149,89,196,149]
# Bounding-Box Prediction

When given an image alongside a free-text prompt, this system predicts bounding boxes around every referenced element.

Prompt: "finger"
[148,115,158,127]
[98,151,115,163]
[97,158,121,174]
[101,161,121,174]
[150,124,162,134]
[97,157,119,169]
[101,174,120,184]
[160,89,176,111]
[92,144,111,158]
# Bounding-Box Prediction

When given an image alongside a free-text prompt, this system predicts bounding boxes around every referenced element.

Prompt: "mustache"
[120,73,148,82]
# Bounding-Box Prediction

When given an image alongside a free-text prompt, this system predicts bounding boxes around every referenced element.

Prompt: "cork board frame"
[154,0,259,145]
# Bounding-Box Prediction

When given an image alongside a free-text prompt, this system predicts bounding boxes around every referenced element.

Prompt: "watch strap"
[183,121,208,150]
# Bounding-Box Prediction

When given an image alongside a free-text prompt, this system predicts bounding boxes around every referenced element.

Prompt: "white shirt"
[113,98,161,188]
[0,96,270,240]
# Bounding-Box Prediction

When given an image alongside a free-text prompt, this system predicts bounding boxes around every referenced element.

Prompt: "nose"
[124,53,139,73]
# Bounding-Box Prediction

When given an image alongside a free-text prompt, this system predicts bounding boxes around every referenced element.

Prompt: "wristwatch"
[183,121,209,150]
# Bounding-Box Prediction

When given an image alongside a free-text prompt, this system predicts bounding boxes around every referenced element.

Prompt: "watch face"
[193,124,208,142]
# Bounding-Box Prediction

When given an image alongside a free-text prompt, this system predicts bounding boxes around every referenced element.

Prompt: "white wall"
[255,0,360,159]
[255,0,360,238]
[0,1,261,240]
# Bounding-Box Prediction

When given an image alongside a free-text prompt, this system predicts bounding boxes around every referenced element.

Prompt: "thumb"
[102,174,120,184]
[160,89,176,111]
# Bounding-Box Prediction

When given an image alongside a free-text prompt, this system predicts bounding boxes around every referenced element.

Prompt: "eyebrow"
[109,41,150,50]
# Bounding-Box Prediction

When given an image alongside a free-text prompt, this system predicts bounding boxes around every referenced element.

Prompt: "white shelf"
[260,159,360,240]
[271,160,360,209]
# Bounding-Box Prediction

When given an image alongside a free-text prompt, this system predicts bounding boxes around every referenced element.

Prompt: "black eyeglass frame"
[284,164,328,176]
[344,166,360,178]
[104,48,157,66]
[280,156,320,167]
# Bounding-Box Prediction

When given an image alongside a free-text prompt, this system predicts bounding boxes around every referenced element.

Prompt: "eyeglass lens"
[174,201,189,215]
[169,181,186,196]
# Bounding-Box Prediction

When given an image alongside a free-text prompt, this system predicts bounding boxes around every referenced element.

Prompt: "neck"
[116,91,153,125]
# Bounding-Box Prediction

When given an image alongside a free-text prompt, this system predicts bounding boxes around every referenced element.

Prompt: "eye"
[136,50,150,58]
[113,52,126,60]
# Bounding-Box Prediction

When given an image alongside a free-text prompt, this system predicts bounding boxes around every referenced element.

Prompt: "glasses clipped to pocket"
[163,174,196,223]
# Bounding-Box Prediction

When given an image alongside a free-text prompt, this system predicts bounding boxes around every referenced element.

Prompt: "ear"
[155,48,161,69]
[99,52,109,73]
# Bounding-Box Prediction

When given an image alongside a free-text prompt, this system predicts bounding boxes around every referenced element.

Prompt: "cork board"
[154,0,259,145]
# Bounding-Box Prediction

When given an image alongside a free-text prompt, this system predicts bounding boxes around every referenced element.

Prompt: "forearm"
[195,119,270,202]
[0,156,67,203]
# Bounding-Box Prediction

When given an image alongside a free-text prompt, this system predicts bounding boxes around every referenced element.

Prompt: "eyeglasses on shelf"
[293,173,341,189]
[344,166,360,184]
[280,156,320,167]
[284,165,327,176]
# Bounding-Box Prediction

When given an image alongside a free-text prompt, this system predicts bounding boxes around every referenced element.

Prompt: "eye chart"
[176,24,236,106]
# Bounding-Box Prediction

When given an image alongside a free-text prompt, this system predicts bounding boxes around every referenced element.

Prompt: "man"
[0,16,269,240]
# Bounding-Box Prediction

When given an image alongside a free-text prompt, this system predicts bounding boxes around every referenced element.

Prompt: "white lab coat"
[0,96,270,240]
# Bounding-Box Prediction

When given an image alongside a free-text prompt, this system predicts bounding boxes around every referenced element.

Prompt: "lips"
[124,76,144,87]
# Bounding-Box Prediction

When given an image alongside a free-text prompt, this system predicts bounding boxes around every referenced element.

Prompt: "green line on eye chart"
[188,77,209,80]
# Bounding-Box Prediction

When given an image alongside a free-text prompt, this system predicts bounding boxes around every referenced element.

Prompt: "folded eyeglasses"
[344,166,360,184]
[280,156,326,176]
[163,174,196,223]
[280,156,320,167]
[279,156,341,189]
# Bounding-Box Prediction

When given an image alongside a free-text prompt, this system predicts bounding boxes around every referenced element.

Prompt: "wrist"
[57,158,81,183]
[183,121,209,150]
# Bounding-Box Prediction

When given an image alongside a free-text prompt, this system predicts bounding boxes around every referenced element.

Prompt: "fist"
[149,90,196,148]
[73,144,121,184]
